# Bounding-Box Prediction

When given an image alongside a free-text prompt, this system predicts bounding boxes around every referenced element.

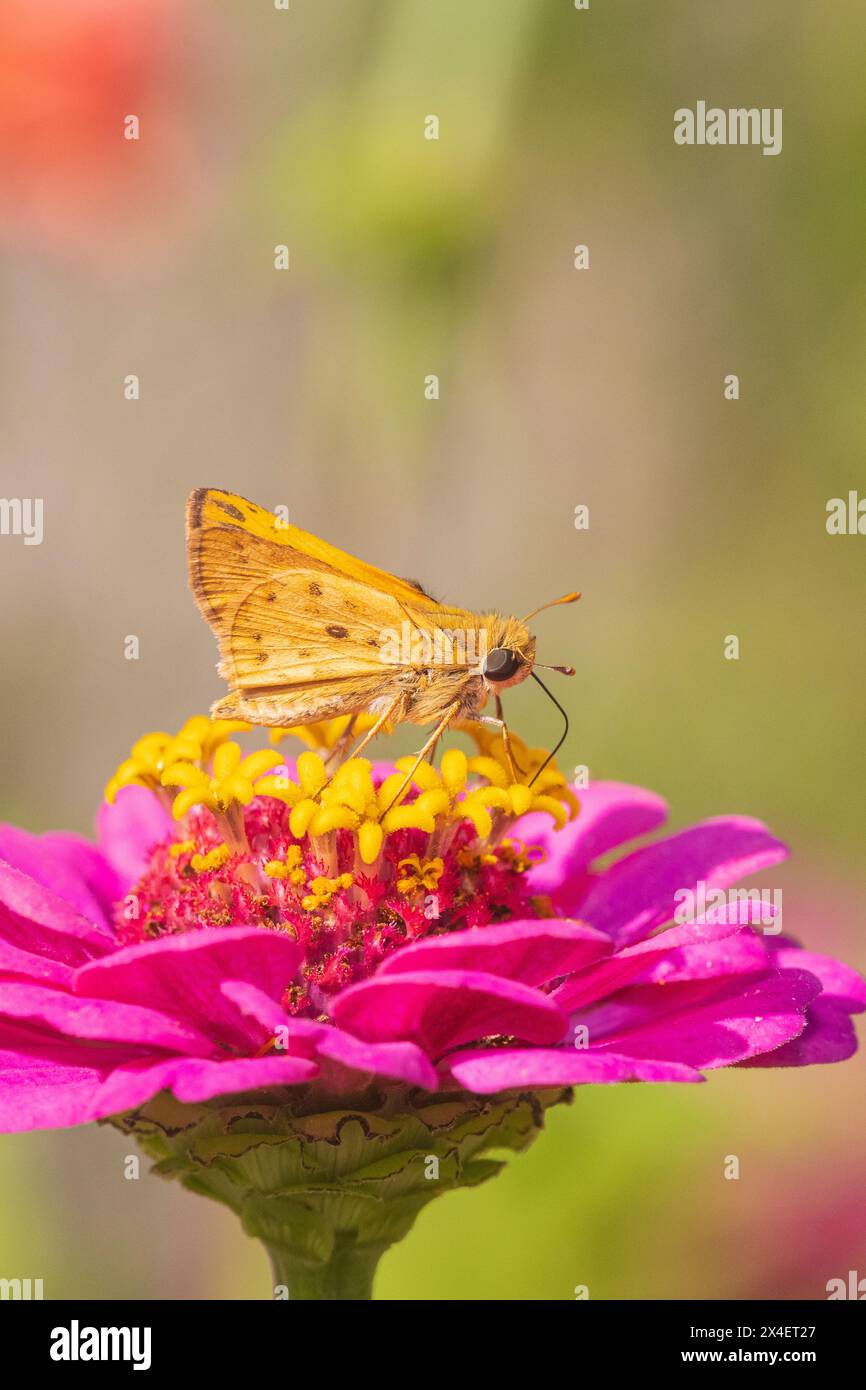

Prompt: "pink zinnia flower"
[1,716,862,1298]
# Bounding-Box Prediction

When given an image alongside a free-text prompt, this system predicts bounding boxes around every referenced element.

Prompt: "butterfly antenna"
[528,671,570,786]
[521,591,581,624]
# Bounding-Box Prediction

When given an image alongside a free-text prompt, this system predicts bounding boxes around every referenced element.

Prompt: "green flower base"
[107,1082,572,1300]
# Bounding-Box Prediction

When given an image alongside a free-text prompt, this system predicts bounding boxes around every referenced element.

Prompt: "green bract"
[108,1084,572,1300]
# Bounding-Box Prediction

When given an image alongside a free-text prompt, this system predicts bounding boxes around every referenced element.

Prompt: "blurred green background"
[0,0,863,1299]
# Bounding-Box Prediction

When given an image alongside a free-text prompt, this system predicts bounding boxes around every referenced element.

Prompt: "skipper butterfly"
[187,488,578,787]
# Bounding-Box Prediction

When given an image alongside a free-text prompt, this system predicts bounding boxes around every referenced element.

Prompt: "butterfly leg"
[381,700,462,816]
[426,732,443,768]
[322,695,404,783]
[480,697,525,782]
[324,715,358,772]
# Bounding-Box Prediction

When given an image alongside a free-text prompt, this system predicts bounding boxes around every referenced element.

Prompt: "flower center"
[107,715,579,1018]
[116,800,547,1015]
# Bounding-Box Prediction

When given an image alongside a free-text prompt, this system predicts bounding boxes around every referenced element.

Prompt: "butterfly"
[186,487,578,791]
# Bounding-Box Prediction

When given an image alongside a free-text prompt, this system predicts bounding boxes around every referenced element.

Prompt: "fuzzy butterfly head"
[479,618,537,693]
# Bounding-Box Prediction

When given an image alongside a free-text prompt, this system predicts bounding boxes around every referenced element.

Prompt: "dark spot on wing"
[214,500,246,522]
[308,582,323,596]
[257,652,267,663]
[266,591,277,603]
[326,624,349,639]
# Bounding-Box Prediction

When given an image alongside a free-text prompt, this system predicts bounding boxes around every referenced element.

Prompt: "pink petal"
[221,981,437,1089]
[0,1029,139,1132]
[314,1030,438,1090]
[554,919,743,1012]
[577,817,789,946]
[90,1053,317,1115]
[0,981,211,1054]
[0,855,113,966]
[0,826,122,929]
[595,969,819,1069]
[626,926,770,986]
[768,943,866,1011]
[75,926,304,1047]
[219,979,323,1042]
[96,785,173,888]
[0,1066,105,1130]
[0,1034,315,1131]
[0,938,74,986]
[332,970,568,1056]
[519,780,669,910]
[370,760,399,783]
[375,918,611,987]
[740,998,860,1068]
[444,1047,701,1092]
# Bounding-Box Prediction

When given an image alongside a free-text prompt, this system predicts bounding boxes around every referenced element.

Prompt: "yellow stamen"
[300,871,353,912]
[358,820,384,865]
[264,844,307,880]
[161,742,283,819]
[396,854,444,894]
[191,844,231,873]
[105,715,253,805]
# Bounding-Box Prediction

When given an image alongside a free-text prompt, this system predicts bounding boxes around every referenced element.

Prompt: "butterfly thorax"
[394,614,535,725]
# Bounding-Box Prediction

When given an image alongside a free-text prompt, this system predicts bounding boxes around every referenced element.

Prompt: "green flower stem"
[266,1234,384,1301]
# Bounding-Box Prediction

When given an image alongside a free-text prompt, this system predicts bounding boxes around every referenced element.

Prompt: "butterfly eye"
[482,647,521,682]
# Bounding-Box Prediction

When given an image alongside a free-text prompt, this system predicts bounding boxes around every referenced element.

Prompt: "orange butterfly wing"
[186,488,488,726]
